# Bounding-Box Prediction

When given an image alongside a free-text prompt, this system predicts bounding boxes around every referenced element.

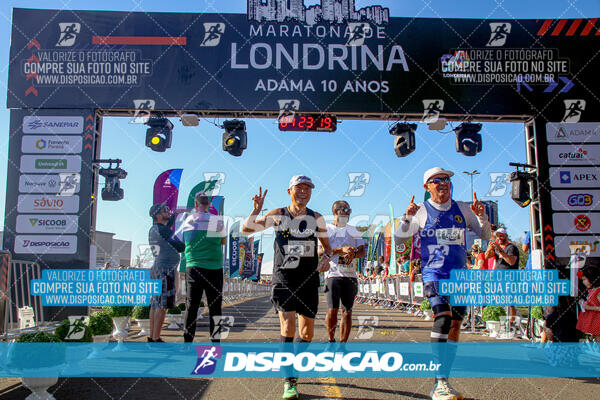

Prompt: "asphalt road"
[1,294,599,399]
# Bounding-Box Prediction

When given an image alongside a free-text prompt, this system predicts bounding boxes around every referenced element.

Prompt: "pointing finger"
[473,192,478,203]
[263,189,268,199]
[410,195,415,204]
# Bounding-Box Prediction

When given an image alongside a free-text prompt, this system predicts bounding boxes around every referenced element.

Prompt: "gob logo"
[568,194,593,207]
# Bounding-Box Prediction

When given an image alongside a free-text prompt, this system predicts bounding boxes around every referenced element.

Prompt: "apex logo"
[562,100,586,123]
[486,22,511,47]
[346,22,372,46]
[422,99,444,123]
[56,23,80,47]
[200,23,225,47]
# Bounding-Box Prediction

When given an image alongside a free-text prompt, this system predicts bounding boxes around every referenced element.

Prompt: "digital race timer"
[278,114,337,132]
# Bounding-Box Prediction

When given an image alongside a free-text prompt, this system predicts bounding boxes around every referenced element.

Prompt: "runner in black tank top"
[242,176,332,400]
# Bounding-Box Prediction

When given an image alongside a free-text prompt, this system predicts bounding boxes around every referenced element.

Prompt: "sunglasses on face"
[162,206,170,213]
[335,207,351,213]
[427,177,451,185]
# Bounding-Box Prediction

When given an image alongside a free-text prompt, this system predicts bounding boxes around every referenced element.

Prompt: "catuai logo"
[191,345,222,375]
[486,22,511,47]
[346,22,372,46]
[562,100,586,123]
[200,23,225,47]
[56,23,80,47]
[422,100,444,123]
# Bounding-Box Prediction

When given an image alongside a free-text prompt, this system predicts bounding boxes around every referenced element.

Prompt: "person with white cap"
[396,167,491,400]
[242,175,332,400]
[488,227,520,326]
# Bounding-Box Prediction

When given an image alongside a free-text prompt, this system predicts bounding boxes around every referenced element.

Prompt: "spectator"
[471,244,486,270]
[523,231,532,270]
[103,262,111,269]
[489,228,520,327]
[576,266,600,341]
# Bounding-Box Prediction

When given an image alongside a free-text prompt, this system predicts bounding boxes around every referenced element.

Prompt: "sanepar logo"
[568,194,593,207]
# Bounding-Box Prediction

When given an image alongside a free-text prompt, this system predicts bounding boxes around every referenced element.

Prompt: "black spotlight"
[454,122,482,157]
[145,117,173,152]
[389,122,417,157]
[222,119,247,157]
[99,166,127,201]
[510,170,536,208]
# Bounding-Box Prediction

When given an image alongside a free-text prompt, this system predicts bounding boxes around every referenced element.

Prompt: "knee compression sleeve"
[431,315,451,342]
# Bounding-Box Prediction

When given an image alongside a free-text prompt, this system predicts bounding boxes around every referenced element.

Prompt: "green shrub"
[177,303,186,311]
[420,299,431,311]
[103,306,133,318]
[167,306,181,314]
[482,306,506,322]
[54,318,93,342]
[132,305,150,320]
[89,311,113,336]
[531,306,544,320]
[16,331,61,343]
[12,331,65,368]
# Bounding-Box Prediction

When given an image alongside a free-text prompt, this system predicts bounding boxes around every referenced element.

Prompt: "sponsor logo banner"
[552,212,600,234]
[22,116,84,134]
[17,194,80,213]
[14,234,77,254]
[555,235,600,257]
[19,174,81,194]
[21,135,82,154]
[546,122,600,144]
[551,190,600,211]
[549,167,599,188]
[20,155,82,173]
[548,144,600,165]
[16,214,78,234]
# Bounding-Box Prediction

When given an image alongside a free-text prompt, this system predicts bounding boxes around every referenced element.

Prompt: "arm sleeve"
[458,202,491,240]
[395,204,426,244]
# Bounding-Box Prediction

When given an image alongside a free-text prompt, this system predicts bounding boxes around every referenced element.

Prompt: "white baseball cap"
[423,167,454,185]
[289,175,315,189]
[496,228,507,235]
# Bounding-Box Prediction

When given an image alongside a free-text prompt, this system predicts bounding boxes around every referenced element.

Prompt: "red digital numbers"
[279,114,336,132]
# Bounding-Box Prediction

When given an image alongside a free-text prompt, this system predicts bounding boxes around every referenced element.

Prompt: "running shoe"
[282,379,299,399]
[430,380,459,400]
[445,380,464,400]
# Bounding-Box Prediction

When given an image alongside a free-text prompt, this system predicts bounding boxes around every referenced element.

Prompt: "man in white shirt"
[320,200,366,342]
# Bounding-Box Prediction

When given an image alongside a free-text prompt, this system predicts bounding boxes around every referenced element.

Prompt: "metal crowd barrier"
[357,275,424,313]
[222,277,270,302]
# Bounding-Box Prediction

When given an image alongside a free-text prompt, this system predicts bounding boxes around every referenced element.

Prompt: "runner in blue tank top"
[396,167,491,400]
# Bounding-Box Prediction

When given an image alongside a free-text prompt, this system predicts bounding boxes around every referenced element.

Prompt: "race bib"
[435,228,465,246]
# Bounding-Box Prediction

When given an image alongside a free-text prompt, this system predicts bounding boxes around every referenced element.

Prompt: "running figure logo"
[58,173,80,196]
[203,172,226,195]
[346,22,372,46]
[486,172,510,197]
[131,99,155,124]
[277,99,300,121]
[562,100,586,123]
[200,23,225,47]
[191,345,222,375]
[65,316,88,340]
[56,23,80,47]
[422,100,444,123]
[356,316,379,340]
[345,172,371,197]
[486,23,511,47]
[211,316,235,340]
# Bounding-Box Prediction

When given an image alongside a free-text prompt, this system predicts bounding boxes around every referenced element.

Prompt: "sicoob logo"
[56,23,81,47]
[191,345,222,375]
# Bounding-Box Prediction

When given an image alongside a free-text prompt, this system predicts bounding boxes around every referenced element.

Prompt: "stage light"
[389,122,417,157]
[145,117,173,152]
[222,119,247,157]
[99,166,127,201]
[508,162,537,208]
[454,122,482,156]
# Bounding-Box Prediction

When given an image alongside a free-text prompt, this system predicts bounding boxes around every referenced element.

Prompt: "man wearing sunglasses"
[396,167,491,400]
[148,202,185,342]
[319,200,366,343]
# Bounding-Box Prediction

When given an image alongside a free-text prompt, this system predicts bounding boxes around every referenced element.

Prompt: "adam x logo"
[486,172,511,197]
[201,23,225,47]
[356,316,379,340]
[211,316,234,340]
[277,99,300,121]
[346,22,372,46]
[131,99,155,124]
[56,23,80,47]
[203,172,226,195]
[58,173,80,196]
[562,100,586,123]
[192,345,222,375]
[486,22,511,47]
[422,100,444,123]
[345,172,370,197]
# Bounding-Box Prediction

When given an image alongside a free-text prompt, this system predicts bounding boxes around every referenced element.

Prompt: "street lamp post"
[463,170,480,200]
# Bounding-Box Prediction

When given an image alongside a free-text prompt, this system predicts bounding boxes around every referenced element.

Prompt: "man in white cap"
[487,227,520,325]
[396,167,491,400]
[242,175,332,400]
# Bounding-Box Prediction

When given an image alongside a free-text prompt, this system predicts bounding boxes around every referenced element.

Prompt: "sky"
[1,0,600,270]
